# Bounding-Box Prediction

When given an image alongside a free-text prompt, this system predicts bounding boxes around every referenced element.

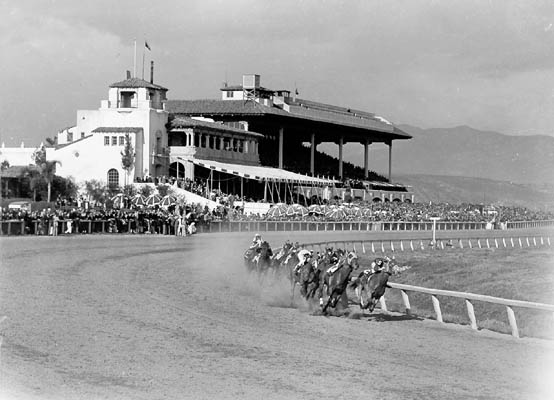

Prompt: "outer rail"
[382,282,554,338]
[300,240,554,338]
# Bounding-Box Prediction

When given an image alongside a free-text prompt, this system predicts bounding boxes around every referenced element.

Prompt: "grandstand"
[167,74,413,203]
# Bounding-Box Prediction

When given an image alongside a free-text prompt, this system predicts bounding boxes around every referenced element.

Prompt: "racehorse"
[244,241,273,278]
[255,241,273,278]
[320,250,359,314]
[270,241,294,278]
[350,260,411,312]
[287,247,331,307]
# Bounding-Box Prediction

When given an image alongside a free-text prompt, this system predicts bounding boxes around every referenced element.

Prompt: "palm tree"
[22,166,41,201]
[32,144,61,202]
[39,160,61,202]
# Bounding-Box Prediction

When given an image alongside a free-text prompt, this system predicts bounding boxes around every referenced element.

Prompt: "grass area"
[355,247,554,339]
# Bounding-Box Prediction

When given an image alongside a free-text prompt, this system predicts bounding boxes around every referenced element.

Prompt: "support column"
[388,140,392,182]
[310,133,316,175]
[338,135,344,179]
[364,139,370,179]
[278,127,284,169]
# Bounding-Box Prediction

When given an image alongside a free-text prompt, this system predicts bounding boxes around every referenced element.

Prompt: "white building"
[46,75,169,186]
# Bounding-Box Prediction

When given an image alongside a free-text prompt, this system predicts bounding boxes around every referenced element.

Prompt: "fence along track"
[300,238,554,339]
[301,235,552,255]
[1,218,554,236]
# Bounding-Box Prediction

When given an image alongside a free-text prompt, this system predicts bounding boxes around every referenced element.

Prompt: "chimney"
[126,70,131,79]
[150,61,154,84]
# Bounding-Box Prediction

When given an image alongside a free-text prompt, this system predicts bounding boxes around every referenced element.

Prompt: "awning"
[181,158,338,185]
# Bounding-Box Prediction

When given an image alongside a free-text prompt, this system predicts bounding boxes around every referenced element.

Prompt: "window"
[119,136,125,145]
[112,136,117,145]
[81,132,85,139]
[226,91,234,98]
[67,132,73,142]
[104,136,110,146]
[107,169,119,188]
[120,91,135,108]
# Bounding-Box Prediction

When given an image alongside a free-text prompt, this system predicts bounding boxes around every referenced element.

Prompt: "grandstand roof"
[167,99,411,141]
[183,158,338,185]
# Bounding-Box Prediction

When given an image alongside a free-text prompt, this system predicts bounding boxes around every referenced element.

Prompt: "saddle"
[326,261,344,275]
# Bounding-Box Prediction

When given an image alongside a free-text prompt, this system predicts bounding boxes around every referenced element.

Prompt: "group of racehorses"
[244,240,409,314]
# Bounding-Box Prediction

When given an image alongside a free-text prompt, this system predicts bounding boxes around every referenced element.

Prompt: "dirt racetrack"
[1,232,554,400]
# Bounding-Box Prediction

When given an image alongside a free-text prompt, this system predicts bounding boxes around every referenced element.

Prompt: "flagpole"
[133,38,137,78]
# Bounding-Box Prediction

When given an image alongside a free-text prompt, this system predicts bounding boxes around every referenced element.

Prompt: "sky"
[2,0,554,147]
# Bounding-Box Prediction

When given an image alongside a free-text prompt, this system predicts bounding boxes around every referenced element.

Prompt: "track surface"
[1,231,553,399]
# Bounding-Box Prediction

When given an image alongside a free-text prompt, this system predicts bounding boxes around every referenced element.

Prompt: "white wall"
[47,132,139,186]
[0,145,36,166]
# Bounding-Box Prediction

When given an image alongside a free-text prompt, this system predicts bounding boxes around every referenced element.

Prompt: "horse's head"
[346,251,359,269]
[283,241,292,252]
[259,241,272,257]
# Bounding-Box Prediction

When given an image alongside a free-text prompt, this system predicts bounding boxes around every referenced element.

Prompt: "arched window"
[107,169,119,188]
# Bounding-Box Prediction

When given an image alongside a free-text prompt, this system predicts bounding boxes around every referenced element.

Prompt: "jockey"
[326,253,345,275]
[368,256,394,274]
[249,233,263,250]
[294,249,312,274]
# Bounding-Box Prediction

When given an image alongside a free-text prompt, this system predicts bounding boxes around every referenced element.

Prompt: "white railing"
[382,283,554,338]
[302,236,552,254]
[299,239,554,339]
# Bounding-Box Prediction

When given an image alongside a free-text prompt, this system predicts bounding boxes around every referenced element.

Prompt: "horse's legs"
[290,270,296,307]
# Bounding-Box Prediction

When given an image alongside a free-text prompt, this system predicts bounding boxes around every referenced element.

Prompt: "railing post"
[431,295,443,323]
[465,299,477,330]
[401,290,411,314]
[506,306,519,338]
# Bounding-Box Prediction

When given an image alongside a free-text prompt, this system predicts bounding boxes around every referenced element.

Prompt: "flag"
[145,41,151,51]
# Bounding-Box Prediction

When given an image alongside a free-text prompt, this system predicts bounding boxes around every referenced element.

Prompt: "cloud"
[3,0,554,146]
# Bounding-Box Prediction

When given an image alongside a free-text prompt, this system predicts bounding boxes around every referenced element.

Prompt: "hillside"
[321,125,554,185]
[396,174,554,210]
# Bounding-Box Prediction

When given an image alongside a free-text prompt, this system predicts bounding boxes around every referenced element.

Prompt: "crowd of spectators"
[1,197,553,236]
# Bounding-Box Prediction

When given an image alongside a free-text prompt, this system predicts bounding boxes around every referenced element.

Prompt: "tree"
[139,184,153,198]
[1,160,9,171]
[22,166,42,201]
[32,144,61,202]
[45,136,57,147]
[121,133,135,186]
[84,179,108,207]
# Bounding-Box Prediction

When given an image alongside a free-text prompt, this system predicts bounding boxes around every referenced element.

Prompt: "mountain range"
[319,125,554,209]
